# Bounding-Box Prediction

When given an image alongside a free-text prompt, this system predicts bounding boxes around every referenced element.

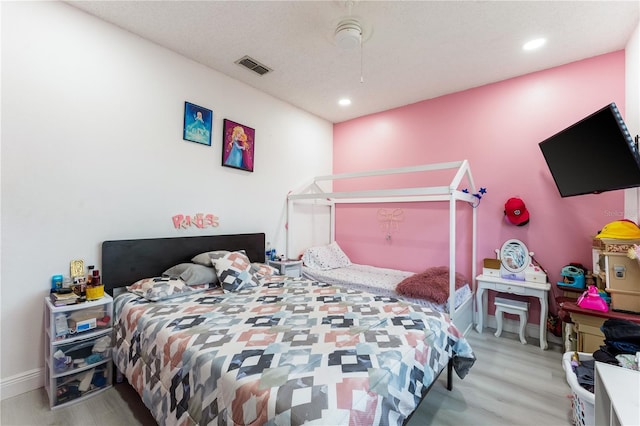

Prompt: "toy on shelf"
[557,265,586,289]
[627,244,640,266]
[576,285,609,312]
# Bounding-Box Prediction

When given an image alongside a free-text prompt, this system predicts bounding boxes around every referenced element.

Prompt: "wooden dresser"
[559,301,640,353]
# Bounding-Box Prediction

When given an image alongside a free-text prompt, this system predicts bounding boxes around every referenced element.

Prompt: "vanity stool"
[494,297,529,344]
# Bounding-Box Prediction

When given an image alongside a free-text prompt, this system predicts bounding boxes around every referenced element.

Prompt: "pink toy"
[576,285,609,312]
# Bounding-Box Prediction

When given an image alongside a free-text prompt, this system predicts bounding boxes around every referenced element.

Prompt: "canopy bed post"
[330,200,336,243]
[286,198,294,260]
[449,192,456,322]
[472,198,478,320]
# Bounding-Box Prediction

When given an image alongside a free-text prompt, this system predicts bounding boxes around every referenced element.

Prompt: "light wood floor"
[1,329,572,426]
[407,330,572,426]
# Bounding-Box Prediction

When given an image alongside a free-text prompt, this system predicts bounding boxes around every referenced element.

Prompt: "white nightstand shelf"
[268,260,303,278]
[44,294,113,409]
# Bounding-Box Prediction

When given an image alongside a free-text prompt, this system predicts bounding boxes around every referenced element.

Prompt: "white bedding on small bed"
[302,263,471,313]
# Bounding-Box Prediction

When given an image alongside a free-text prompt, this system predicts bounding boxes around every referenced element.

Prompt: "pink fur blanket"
[396,266,468,304]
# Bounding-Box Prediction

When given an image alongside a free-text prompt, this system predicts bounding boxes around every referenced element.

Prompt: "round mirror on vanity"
[499,239,530,275]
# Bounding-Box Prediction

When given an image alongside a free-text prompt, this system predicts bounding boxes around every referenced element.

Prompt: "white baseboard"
[0,368,43,401]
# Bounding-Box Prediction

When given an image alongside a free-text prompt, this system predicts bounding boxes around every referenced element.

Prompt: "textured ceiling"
[66,1,640,123]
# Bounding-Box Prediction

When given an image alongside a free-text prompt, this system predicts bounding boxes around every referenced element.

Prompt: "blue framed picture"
[183,101,213,146]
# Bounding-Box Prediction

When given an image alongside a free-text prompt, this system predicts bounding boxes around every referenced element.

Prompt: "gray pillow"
[191,249,246,266]
[191,252,219,266]
[163,263,218,286]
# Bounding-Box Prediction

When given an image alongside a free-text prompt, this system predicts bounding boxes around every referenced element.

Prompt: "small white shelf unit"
[43,294,113,409]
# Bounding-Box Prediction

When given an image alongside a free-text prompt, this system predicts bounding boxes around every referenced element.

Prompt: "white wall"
[0,1,332,398]
[624,21,640,222]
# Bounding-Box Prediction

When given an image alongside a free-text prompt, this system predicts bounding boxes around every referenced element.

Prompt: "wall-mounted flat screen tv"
[539,103,640,197]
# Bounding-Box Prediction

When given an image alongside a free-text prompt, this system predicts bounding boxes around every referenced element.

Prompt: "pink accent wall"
[333,51,626,325]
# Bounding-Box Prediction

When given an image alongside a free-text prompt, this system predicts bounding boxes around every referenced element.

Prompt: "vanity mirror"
[500,239,530,274]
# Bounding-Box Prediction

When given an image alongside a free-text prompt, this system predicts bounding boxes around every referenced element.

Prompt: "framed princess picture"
[183,101,213,146]
[222,119,254,172]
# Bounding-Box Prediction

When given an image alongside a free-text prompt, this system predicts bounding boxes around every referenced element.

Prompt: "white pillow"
[302,241,351,270]
[328,241,351,266]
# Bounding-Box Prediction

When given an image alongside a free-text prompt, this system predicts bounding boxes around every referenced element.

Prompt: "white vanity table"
[476,239,551,350]
[476,274,550,349]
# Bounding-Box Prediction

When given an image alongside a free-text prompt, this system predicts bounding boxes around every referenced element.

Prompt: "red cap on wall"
[504,197,530,226]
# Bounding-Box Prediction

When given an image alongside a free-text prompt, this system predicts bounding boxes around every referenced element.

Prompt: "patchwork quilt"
[302,264,472,313]
[113,277,475,426]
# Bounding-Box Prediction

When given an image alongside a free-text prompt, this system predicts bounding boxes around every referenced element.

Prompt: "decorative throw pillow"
[302,241,352,270]
[396,266,468,304]
[163,263,219,286]
[250,262,280,277]
[127,276,199,301]
[188,282,220,292]
[211,251,260,293]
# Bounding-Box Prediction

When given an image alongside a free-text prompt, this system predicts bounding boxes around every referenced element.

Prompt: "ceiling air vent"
[235,55,272,76]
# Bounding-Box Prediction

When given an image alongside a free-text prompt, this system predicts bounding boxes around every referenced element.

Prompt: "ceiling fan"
[334,18,362,50]
[333,1,367,82]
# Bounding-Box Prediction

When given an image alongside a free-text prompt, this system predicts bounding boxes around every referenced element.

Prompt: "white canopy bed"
[286,160,479,335]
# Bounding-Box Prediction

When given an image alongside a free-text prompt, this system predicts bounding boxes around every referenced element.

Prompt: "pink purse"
[576,285,609,312]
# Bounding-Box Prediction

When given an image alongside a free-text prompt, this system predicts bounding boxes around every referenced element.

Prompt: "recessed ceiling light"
[523,38,546,51]
[338,98,351,106]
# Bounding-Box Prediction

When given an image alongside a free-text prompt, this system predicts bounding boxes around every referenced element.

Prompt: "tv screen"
[539,103,640,197]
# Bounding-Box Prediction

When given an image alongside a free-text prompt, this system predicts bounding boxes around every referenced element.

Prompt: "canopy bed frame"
[286,160,479,335]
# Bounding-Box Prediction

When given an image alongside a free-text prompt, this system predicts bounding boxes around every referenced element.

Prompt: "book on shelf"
[50,290,79,306]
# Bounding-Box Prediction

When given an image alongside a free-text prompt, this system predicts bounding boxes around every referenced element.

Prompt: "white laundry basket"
[562,352,595,426]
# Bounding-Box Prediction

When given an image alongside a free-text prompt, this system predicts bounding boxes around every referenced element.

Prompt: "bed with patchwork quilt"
[103,233,475,426]
[300,242,476,336]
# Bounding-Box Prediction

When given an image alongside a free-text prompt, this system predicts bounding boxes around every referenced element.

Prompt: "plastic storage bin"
[44,295,113,409]
[562,352,595,426]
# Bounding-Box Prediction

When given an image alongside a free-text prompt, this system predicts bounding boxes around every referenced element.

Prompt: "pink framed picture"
[222,119,254,172]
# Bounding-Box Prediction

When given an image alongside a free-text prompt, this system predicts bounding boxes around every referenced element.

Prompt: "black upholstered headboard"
[101,233,265,294]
